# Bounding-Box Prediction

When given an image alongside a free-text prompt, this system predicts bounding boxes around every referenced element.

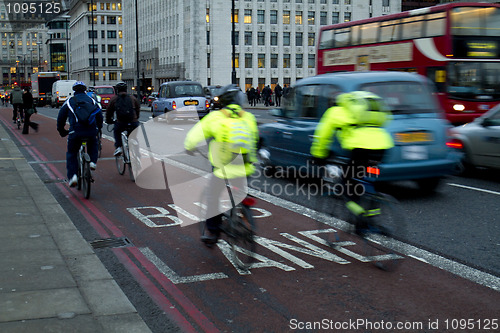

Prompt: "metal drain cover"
[90,237,133,249]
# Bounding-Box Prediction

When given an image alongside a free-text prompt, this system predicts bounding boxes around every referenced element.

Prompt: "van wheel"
[416,177,441,193]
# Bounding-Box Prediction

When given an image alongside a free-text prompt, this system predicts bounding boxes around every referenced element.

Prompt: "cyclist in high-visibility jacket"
[185,84,259,245]
[311,91,394,233]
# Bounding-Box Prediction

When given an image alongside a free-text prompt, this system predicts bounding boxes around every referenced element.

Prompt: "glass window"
[234,31,239,45]
[295,11,303,25]
[351,25,360,45]
[283,32,290,46]
[401,16,424,40]
[244,9,252,24]
[283,54,291,68]
[271,54,278,68]
[332,0,339,3]
[258,10,265,24]
[245,31,252,45]
[319,29,333,49]
[320,12,327,25]
[283,11,291,24]
[380,19,400,42]
[296,32,303,46]
[308,33,315,46]
[308,54,315,68]
[345,0,351,4]
[360,22,379,44]
[332,12,339,24]
[344,12,351,22]
[245,53,252,68]
[382,0,389,6]
[308,11,315,25]
[334,28,350,47]
[296,54,303,68]
[448,62,500,100]
[270,10,278,24]
[451,7,500,37]
[258,54,265,68]
[258,32,265,45]
[271,32,278,45]
[232,9,239,23]
[425,12,445,37]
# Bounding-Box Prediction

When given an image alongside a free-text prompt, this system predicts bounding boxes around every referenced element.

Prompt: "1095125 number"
[6,2,61,15]
[444,319,498,330]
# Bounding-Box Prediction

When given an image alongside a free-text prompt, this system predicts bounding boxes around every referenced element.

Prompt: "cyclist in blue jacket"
[57,81,103,187]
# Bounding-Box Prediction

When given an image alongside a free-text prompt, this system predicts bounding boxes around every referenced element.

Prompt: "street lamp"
[60,14,71,78]
[135,0,141,100]
[47,31,54,71]
[37,42,42,71]
[28,48,34,81]
[90,0,96,85]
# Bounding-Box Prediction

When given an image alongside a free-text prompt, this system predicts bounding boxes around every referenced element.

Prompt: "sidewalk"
[0,124,151,332]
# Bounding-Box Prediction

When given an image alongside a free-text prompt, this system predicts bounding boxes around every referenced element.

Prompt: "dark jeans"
[22,112,38,134]
[205,175,247,234]
[66,133,99,179]
[114,121,140,148]
[13,103,23,121]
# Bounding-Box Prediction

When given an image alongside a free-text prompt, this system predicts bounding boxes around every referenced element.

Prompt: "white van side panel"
[52,80,77,106]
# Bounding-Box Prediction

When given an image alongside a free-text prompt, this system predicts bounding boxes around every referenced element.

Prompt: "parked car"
[204,85,223,109]
[450,104,500,173]
[147,92,158,107]
[152,81,210,123]
[258,71,462,191]
[93,85,116,110]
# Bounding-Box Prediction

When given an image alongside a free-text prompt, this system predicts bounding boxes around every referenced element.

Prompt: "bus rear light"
[453,104,465,112]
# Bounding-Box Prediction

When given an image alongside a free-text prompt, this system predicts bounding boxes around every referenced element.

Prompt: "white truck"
[52,80,77,107]
[31,72,60,106]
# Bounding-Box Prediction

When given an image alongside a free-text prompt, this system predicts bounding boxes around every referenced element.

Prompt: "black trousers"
[22,112,38,134]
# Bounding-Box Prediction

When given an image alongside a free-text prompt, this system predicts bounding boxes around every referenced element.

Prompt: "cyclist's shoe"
[201,230,219,247]
[68,174,78,187]
[90,162,97,170]
[114,147,122,156]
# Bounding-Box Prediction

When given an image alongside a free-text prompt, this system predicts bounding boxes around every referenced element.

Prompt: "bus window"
[380,19,400,42]
[450,7,500,37]
[351,25,360,45]
[319,28,334,49]
[401,16,424,40]
[334,28,350,48]
[424,12,445,37]
[360,22,380,44]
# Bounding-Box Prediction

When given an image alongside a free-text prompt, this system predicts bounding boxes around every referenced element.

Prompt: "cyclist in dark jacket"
[57,81,103,187]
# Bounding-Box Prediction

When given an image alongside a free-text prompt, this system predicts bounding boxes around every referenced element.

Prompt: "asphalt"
[0,124,152,332]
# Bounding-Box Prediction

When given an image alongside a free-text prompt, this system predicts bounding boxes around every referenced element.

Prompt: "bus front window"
[448,62,500,100]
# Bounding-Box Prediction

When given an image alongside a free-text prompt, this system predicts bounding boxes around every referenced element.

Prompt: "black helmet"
[218,84,241,107]
[72,81,87,92]
[115,81,127,93]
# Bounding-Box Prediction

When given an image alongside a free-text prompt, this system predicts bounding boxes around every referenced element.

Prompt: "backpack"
[115,94,135,123]
[67,96,100,127]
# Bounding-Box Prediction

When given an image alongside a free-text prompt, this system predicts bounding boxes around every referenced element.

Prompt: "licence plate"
[401,145,428,160]
[395,131,433,144]
[184,100,199,106]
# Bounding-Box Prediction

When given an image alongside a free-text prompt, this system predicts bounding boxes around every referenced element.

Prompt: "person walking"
[11,85,24,123]
[274,83,283,107]
[22,87,38,134]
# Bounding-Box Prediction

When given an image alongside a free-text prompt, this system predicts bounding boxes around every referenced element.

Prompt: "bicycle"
[76,139,93,199]
[15,109,23,129]
[317,159,406,271]
[194,148,257,270]
[109,123,135,182]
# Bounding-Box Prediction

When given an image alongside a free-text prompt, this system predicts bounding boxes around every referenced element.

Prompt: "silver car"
[450,104,500,172]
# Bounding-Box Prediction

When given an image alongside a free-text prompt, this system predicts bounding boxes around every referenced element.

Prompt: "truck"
[52,80,77,107]
[31,72,60,106]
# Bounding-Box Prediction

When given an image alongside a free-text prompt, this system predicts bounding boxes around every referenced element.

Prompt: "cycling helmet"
[115,81,127,93]
[218,84,241,108]
[72,81,87,92]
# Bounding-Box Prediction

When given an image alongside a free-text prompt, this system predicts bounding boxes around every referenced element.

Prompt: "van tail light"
[367,166,380,176]
[242,196,256,206]
[205,99,210,109]
[172,101,177,110]
[446,138,463,149]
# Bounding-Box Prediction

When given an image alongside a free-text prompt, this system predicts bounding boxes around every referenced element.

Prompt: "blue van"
[258,71,462,191]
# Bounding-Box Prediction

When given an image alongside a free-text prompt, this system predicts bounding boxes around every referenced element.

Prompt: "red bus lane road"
[2,108,499,332]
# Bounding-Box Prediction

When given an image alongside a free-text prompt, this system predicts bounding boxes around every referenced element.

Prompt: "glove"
[58,129,70,137]
[185,149,195,156]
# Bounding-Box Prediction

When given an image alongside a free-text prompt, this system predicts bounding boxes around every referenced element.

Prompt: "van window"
[295,84,342,118]
[172,84,204,97]
[95,87,114,95]
[282,87,297,117]
[361,81,438,114]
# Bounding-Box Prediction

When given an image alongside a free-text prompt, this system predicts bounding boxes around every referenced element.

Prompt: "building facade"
[68,0,123,86]
[121,0,401,94]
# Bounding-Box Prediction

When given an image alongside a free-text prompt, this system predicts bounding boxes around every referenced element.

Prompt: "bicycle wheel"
[226,205,256,270]
[97,131,102,158]
[82,161,91,199]
[359,193,406,271]
[76,154,82,190]
[122,135,134,181]
[115,154,126,175]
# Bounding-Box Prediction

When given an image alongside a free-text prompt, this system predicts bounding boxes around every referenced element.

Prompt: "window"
[271,54,278,68]
[234,54,239,68]
[90,72,98,82]
[232,9,239,23]
[382,0,389,6]
[344,12,351,22]
[101,58,106,66]
[308,54,315,68]
[380,19,400,42]
[283,54,291,68]
[258,32,265,45]
[334,28,350,47]
[109,72,117,80]
[89,44,98,53]
[296,54,303,68]
[234,31,239,45]
[308,33,315,46]
[107,16,116,24]
[108,59,118,66]
[89,58,98,66]
[270,10,278,24]
[258,10,265,24]
[332,0,339,3]
[108,44,117,52]
[101,31,105,39]
[207,53,210,68]
[425,12,445,37]
[207,31,210,45]
[283,32,290,46]
[258,54,265,68]
[88,30,97,38]
[296,32,303,46]
[295,11,302,24]
[345,0,351,4]
[102,44,106,52]
[206,8,210,23]
[245,31,252,45]
[332,12,339,24]
[401,16,424,40]
[308,11,315,25]
[244,9,252,24]
[320,12,327,25]
[245,53,252,68]
[360,22,379,44]
[107,31,117,38]
[283,11,290,24]
[271,32,278,46]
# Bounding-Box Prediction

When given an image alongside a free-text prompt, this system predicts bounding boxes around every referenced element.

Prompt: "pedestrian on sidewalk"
[22,87,38,134]
[274,83,283,107]
[11,85,23,123]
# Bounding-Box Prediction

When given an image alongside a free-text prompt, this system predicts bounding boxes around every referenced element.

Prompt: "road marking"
[172,127,184,131]
[448,183,500,196]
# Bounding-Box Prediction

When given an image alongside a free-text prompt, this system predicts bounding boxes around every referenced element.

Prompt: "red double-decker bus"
[317,2,500,124]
